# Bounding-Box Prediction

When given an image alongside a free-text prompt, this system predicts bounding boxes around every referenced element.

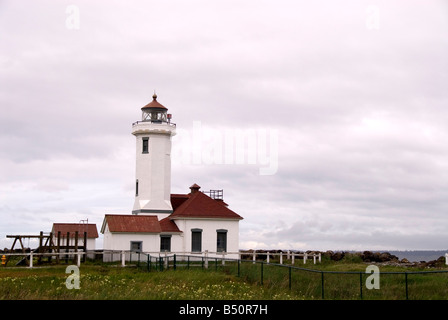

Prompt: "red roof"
[141,94,167,110]
[170,194,189,211]
[159,217,181,233]
[103,215,162,233]
[52,223,98,238]
[169,191,243,220]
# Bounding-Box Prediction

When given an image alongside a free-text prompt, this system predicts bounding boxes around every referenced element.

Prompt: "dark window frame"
[142,137,149,153]
[130,241,142,252]
[160,235,172,252]
[191,229,202,253]
[216,229,228,253]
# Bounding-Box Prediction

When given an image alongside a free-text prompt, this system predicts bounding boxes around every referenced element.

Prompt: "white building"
[101,94,243,258]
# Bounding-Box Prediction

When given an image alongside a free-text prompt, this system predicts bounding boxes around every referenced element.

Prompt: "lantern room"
[141,93,172,123]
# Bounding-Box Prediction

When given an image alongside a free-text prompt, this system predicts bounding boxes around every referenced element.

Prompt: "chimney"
[189,183,201,194]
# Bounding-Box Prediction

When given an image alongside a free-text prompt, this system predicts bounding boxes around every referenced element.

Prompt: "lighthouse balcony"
[132,120,176,135]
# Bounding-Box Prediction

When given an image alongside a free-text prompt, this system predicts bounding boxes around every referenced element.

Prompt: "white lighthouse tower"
[131,93,176,219]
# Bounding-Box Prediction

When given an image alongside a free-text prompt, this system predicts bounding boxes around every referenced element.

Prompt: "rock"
[400,258,409,263]
[331,251,345,261]
[362,251,373,262]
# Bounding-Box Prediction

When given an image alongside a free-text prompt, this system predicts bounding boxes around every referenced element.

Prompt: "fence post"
[405,272,409,300]
[222,253,225,266]
[289,266,292,290]
[292,253,295,265]
[164,251,168,270]
[304,253,307,264]
[29,252,33,268]
[173,254,176,270]
[267,252,270,264]
[121,251,125,267]
[253,251,256,264]
[204,250,209,269]
[280,252,283,265]
[147,255,150,272]
[237,260,240,277]
[313,254,316,264]
[359,272,363,300]
[321,272,325,299]
[77,252,81,267]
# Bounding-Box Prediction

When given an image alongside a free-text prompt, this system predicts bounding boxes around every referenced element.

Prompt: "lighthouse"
[131,94,176,219]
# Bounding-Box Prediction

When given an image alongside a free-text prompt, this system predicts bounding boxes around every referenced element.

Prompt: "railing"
[132,120,176,127]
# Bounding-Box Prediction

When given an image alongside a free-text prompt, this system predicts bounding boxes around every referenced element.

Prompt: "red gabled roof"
[52,223,99,238]
[170,194,190,211]
[159,216,181,233]
[103,215,162,233]
[169,191,243,220]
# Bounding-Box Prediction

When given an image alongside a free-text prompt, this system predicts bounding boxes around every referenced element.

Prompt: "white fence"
[1,249,321,268]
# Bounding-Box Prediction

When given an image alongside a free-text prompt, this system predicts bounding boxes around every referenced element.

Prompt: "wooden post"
[253,250,256,264]
[48,232,53,263]
[66,232,70,262]
[280,252,283,264]
[38,231,43,264]
[74,231,79,264]
[57,231,61,264]
[83,231,87,262]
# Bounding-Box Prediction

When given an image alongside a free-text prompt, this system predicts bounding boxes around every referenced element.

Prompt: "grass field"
[1,254,448,300]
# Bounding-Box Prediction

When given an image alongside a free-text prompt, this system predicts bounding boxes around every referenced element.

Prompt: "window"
[160,235,171,252]
[191,229,202,252]
[142,137,149,153]
[130,241,142,252]
[216,229,227,253]
[135,179,139,196]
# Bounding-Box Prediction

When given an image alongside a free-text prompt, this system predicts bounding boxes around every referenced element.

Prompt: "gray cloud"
[1,0,447,251]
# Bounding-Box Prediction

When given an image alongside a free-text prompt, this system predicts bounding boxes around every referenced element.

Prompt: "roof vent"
[190,183,201,194]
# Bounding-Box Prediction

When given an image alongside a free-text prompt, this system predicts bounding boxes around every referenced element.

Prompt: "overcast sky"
[1,0,447,251]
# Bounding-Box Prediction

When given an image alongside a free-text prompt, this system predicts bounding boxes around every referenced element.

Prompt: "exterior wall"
[132,122,175,214]
[102,219,240,259]
[103,230,160,252]
[173,219,240,259]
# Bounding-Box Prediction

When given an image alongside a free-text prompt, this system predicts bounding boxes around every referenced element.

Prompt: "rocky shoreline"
[322,250,446,268]
[241,249,447,268]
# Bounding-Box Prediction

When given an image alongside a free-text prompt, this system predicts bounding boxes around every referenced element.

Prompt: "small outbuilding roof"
[102,215,162,233]
[52,223,99,238]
